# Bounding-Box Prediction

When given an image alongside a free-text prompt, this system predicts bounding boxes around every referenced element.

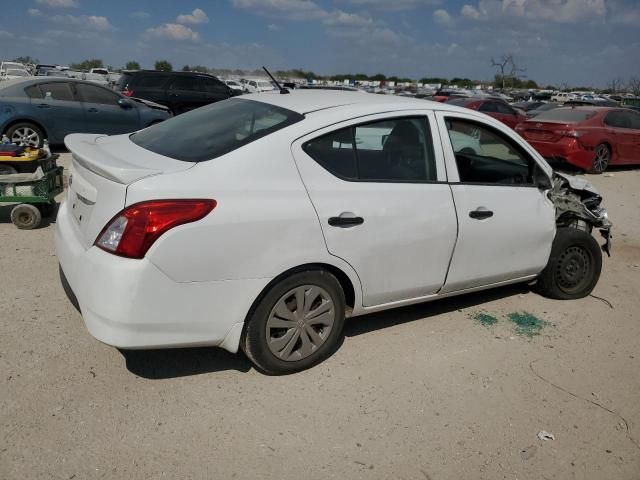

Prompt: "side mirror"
[118,98,133,109]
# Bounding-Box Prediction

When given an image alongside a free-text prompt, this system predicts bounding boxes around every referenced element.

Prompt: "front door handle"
[469,208,493,220]
[328,216,364,227]
[87,108,99,113]
[37,104,50,109]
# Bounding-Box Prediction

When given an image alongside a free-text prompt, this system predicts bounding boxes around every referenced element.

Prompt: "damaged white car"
[55,92,611,374]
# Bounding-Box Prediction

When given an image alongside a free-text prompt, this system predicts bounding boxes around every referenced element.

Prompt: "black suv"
[115,70,236,115]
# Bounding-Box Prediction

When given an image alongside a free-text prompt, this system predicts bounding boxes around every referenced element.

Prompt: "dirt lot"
[1,153,639,480]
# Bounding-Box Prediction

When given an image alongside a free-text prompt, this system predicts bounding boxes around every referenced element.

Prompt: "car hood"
[553,172,599,196]
[130,97,170,112]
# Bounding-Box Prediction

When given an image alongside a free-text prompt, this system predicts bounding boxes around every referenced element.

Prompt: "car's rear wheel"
[590,144,610,174]
[242,270,346,374]
[535,227,602,300]
[6,122,44,148]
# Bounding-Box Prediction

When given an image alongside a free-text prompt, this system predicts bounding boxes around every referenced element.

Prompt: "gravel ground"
[1,153,639,479]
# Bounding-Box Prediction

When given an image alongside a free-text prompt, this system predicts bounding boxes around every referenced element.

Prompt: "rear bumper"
[54,199,271,352]
[525,138,593,170]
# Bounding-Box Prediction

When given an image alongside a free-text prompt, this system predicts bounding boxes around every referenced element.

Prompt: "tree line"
[11,55,640,95]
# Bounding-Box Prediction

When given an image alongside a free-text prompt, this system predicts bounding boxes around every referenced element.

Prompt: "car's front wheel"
[242,270,346,374]
[535,227,602,300]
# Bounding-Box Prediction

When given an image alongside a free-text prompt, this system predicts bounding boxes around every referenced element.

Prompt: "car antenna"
[262,66,289,94]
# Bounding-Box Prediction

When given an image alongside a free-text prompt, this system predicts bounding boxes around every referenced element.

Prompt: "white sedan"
[55,91,611,374]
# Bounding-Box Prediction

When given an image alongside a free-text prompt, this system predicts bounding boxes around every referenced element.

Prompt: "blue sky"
[1,0,639,86]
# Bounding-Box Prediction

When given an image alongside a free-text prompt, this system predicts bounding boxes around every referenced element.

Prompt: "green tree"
[125,61,141,70]
[69,58,104,71]
[182,65,191,72]
[13,55,38,65]
[154,60,173,72]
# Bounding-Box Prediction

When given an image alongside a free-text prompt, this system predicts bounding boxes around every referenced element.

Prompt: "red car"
[446,97,526,129]
[515,107,640,173]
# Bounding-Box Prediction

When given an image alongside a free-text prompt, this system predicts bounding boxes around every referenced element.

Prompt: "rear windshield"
[534,108,597,122]
[130,98,304,162]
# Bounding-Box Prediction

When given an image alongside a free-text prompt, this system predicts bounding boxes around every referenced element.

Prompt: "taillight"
[95,199,216,259]
[122,87,133,97]
[554,129,582,138]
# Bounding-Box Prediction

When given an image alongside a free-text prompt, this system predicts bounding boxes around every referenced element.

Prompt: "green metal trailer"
[0,154,63,229]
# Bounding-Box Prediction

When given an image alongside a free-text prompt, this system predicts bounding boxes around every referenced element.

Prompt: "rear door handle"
[37,104,50,109]
[328,216,364,227]
[87,108,99,113]
[469,208,493,220]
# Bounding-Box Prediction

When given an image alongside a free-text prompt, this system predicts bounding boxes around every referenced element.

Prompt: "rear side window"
[303,117,437,182]
[535,109,597,122]
[479,102,498,113]
[39,82,74,101]
[25,84,43,99]
[131,98,303,162]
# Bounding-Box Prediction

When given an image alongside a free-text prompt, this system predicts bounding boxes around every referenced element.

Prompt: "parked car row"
[0,77,171,146]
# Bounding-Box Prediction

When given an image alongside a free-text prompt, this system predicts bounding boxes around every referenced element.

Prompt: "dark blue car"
[0,78,171,146]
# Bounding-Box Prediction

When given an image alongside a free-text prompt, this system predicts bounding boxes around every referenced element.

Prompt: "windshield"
[131,98,304,162]
[227,81,239,86]
[534,108,597,123]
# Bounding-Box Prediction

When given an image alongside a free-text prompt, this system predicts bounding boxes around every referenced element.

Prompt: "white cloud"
[461,0,608,23]
[232,0,327,20]
[433,9,452,25]
[36,0,78,7]
[176,8,209,25]
[461,4,482,19]
[339,0,441,10]
[130,11,151,19]
[145,23,200,42]
[323,11,374,27]
[0,30,14,39]
[267,23,281,31]
[51,14,113,31]
[28,8,42,17]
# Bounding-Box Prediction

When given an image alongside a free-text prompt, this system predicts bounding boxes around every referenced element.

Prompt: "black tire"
[0,163,18,175]
[10,203,42,229]
[5,122,44,148]
[589,143,610,174]
[535,227,602,300]
[242,270,346,375]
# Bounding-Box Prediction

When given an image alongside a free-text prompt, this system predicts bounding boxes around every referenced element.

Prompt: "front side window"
[199,77,227,94]
[445,118,535,185]
[303,117,437,182]
[131,98,303,162]
[40,82,75,101]
[76,83,119,105]
[495,102,514,114]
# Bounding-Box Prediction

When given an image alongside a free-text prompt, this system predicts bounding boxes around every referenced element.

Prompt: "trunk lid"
[64,133,194,247]
[517,121,572,143]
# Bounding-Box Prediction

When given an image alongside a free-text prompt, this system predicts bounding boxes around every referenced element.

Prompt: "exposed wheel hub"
[556,246,590,290]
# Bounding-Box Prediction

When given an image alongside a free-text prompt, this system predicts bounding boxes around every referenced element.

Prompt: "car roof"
[237,90,434,114]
